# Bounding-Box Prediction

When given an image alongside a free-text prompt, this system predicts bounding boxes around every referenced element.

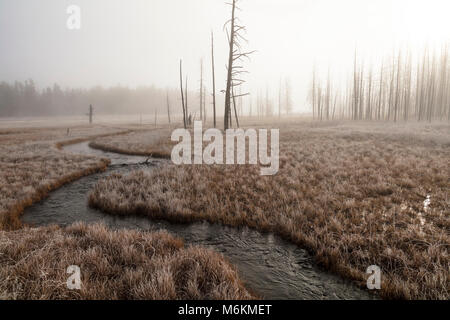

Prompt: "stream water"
[22,142,375,300]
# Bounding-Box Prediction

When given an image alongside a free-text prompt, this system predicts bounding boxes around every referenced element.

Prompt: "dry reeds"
[0,223,253,300]
[88,130,174,159]
[89,122,450,300]
[0,126,132,230]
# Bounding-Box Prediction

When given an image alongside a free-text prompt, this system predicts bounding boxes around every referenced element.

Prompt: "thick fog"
[0,0,449,116]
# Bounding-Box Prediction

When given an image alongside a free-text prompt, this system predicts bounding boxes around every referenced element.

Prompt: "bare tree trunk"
[199,59,203,123]
[388,54,395,121]
[265,86,272,117]
[403,50,412,121]
[427,52,437,122]
[359,62,364,120]
[88,104,93,124]
[166,92,171,124]
[223,0,253,129]
[318,86,322,121]
[394,50,402,122]
[353,49,359,120]
[278,78,282,118]
[257,91,261,118]
[415,58,421,119]
[326,68,331,120]
[285,78,292,115]
[224,0,236,129]
[437,45,448,120]
[203,86,207,123]
[179,60,186,129]
[377,61,384,120]
[332,92,338,120]
[211,31,217,128]
[312,66,316,120]
[185,76,189,126]
[367,67,372,120]
[418,48,428,121]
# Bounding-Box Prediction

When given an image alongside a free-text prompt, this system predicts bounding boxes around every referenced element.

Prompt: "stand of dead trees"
[311,45,450,122]
[177,0,252,129]
[252,79,292,119]
[178,59,209,127]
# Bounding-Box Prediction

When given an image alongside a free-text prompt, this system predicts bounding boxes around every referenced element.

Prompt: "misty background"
[0,0,448,117]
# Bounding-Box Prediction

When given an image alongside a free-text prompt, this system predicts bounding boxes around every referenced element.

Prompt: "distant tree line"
[252,79,293,118]
[0,80,195,118]
[310,45,450,122]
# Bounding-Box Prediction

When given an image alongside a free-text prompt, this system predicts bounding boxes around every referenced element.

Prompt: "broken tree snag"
[312,65,316,120]
[166,91,171,124]
[203,85,207,123]
[223,0,235,130]
[211,31,217,128]
[278,78,282,118]
[199,59,203,123]
[185,76,189,126]
[180,60,187,129]
[88,104,93,124]
[285,78,292,115]
[223,0,255,130]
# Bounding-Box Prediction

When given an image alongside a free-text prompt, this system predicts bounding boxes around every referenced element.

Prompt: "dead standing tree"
[179,60,187,129]
[88,104,93,124]
[285,78,293,115]
[199,59,204,122]
[211,31,217,128]
[203,86,207,122]
[223,0,254,130]
[166,91,171,124]
[278,78,282,118]
[185,76,190,126]
[311,66,316,119]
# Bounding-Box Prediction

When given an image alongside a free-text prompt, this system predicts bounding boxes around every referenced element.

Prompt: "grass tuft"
[0,223,253,300]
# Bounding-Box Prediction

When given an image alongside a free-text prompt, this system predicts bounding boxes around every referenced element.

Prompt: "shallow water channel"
[22,142,375,300]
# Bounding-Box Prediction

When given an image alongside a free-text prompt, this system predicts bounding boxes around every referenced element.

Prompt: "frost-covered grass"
[89,128,174,159]
[0,123,254,300]
[0,125,129,230]
[89,121,450,300]
[0,223,252,300]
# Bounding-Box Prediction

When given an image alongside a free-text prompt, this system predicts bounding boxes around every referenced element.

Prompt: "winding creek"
[22,141,375,300]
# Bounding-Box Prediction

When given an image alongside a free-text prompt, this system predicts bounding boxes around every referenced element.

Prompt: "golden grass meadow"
[1,0,450,305]
[0,123,253,300]
[0,119,448,300]
[88,120,449,300]
[0,223,252,300]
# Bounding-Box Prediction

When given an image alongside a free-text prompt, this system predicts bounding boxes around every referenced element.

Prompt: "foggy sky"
[0,0,449,113]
